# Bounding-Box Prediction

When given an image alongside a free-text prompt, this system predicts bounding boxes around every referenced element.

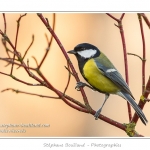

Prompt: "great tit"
[68,43,148,125]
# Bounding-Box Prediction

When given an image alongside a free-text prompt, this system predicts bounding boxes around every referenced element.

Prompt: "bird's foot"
[94,109,102,120]
[75,82,96,91]
[75,82,86,91]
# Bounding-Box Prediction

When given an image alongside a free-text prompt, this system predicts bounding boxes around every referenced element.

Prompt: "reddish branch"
[11,13,27,75]
[2,13,6,34]
[0,57,35,70]
[0,14,89,117]
[0,13,150,136]
[38,14,55,70]
[132,77,150,123]
[140,13,150,28]
[1,88,60,99]
[2,14,11,59]
[36,14,130,131]
[131,13,150,124]
[0,13,127,132]
[127,14,149,124]
[106,13,150,128]
[106,13,132,122]
[63,62,71,94]
[138,14,146,93]
[37,13,90,108]
[17,35,35,69]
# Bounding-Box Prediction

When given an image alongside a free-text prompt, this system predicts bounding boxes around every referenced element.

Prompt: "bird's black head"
[68,43,101,59]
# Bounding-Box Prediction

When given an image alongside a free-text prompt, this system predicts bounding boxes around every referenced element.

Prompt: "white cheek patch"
[106,68,116,73]
[77,49,97,59]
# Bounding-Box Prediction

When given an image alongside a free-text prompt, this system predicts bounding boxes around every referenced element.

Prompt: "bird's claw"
[75,82,85,91]
[75,82,96,91]
[94,109,101,120]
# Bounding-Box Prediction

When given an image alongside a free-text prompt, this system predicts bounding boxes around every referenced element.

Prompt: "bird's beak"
[67,50,76,54]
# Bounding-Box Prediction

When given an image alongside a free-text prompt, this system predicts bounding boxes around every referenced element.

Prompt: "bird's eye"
[80,48,85,51]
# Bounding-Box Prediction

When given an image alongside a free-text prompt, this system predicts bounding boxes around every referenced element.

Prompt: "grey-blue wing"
[94,58,134,98]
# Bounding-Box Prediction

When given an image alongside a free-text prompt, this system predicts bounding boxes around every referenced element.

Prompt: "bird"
[67,43,148,125]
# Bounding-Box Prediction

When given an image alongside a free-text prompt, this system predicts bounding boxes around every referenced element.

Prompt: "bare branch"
[32,56,39,67]
[38,13,55,70]
[1,88,60,99]
[37,14,90,109]
[120,13,125,20]
[140,13,150,28]
[0,57,35,70]
[137,13,146,93]
[127,53,143,61]
[64,66,74,76]
[63,62,71,94]
[106,13,118,22]
[11,13,27,75]
[2,13,6,34]
[132,76,150,123]
[0,13,148,137]
[1,37,11,58]
[106,13,132,122]
[0,71,42,86]
[17,35,34,69]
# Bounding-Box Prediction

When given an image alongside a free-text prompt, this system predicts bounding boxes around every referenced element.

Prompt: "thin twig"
[0,71,10,77]
[11,13,27,75]
[144,98,150,102]
[138,14,146,93]
[1,87,87,109]
[37,14,90,109]
[27,59,29,68]
[0,31,48,85]
[17,35,34,69]
[106,13,118,22]
[4,58,20,67]
[0,56,87,110]
[2,13,6,34]
[106,13,132,122]
[36,13,133,132]
[38,13,55,70]
[127,53,143,61]
[140,13,150,28]
[0,13,145,136]
[1,88,60,99]
[0,57,35,70]
[1,15,86,114]
[1,37,11,58]
[36,66,89,113]
[120,13,125,20]
[32,56,39,67]
[64,66,74,76]
[63,62,71,94]
[0,54,87,109]
[0,71,42,86]
[132,76,150,123]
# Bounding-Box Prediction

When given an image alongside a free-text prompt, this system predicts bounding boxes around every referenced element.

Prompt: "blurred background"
[0,13,150,137]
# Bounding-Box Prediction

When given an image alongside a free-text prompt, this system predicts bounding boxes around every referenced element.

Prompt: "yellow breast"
[83,59,119,94]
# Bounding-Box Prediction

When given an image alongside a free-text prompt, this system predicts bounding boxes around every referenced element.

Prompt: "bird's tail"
[117,91,148,125]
